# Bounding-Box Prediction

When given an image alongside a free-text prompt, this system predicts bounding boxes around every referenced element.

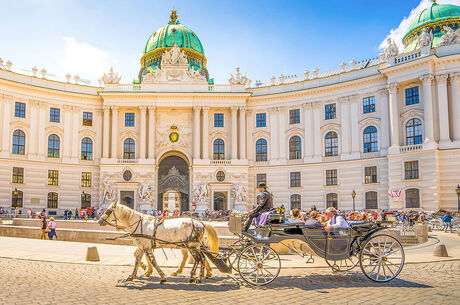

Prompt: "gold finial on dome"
[170,10,178,24]
[432,0,437,3]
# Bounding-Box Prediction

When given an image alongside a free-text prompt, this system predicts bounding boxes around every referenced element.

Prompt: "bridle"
[99,205,142,233]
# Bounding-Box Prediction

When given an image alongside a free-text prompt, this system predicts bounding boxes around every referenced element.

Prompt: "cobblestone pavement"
[1,258,459,305]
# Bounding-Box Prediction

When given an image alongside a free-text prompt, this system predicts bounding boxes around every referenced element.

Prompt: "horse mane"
[116,203,143,221]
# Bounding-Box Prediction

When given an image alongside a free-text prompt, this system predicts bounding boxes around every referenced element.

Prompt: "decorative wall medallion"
[216,170,225,182]
[123,170,133,182]
[169,125,179,143]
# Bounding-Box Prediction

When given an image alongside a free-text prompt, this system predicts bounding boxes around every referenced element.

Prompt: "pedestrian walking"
[40,216,48,240]
[47,217,57,240]
[442,212,453,233]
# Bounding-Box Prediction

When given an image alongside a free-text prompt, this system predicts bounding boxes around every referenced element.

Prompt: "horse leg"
[144,249,167,284]
[172,248,188,276]
[135,248,147,271]
[197,250,205,283]
[127,248,143,281]
[143,252,154,278]
[204,257,212,278]
[189,249,200,283]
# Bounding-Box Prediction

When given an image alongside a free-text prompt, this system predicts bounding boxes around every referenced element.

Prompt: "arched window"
[406,119,423,145]
[12,189,23,207]
[12,130,25,155]
[47,134,60,158]
[289,136,302,160]
[405,188,420,209]
[255,138,267,161]
[81,137,93,160]
[325,132,338,157]
[213,139,225,160]
[326,193,338,209]
[123,138,135,159]
[363,126,378,153]
[47,192,58,209]
[290,194,301,210]
[81,193,91,208]
[365,191,378,209]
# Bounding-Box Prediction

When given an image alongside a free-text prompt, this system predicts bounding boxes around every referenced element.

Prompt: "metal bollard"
[86,246,100,261]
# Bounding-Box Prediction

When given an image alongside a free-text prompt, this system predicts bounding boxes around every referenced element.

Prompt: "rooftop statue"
[100,67,122,85]
[161,43,188,65]
[418,27,433,48]
[380,37,399,60]
[439,26,460,46]
[228,67,251,86]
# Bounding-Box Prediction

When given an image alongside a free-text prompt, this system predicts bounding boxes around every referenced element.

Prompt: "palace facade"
[1,3,460,214]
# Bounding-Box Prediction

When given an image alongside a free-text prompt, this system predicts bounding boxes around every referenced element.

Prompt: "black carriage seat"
[349,221,378,233]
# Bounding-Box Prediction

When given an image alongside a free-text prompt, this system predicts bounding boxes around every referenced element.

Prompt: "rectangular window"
[49,108,60,123]
[405,161,419,180]
[289,109,300,124]
[214,113,224,127]
[364,166,378,184]
[326,169,338,186]
[363,96,376,114]
[256,113,266,127]
[405,87,419,106]
[48,170,59,186]
[15,102,26,118]
[256,173,267,186]
[83,112,93,126]
[81,172,92,187]
[325,103,336,120]
[125,113,135,127]
[290,172,301,187]
[12,167,24,184]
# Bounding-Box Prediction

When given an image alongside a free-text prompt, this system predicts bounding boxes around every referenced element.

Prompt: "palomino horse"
[98,202,219,283]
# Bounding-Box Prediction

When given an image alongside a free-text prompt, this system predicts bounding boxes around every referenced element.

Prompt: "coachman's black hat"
[258,183,266,188]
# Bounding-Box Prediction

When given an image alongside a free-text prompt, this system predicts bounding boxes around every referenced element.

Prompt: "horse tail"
[202,222,219,255]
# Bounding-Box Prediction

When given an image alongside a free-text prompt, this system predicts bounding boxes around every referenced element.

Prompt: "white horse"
[98,202,219,284]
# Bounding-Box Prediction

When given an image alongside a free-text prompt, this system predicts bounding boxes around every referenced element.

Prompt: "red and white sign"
[387,189,402,199]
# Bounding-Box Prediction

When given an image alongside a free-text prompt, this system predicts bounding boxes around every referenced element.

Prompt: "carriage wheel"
[359,234,404,282]
[237,244,281,286]
[326,254,359,272]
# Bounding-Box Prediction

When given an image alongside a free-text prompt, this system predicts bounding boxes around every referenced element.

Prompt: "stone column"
[148,106,156,160]
[28,101,38,156]
[111,106,118,159]
[420,74,435,144]
[278,107,286,160]
[102,106,110,158]
[239,107,246,159]
[387,83,400,150]
[37,102,46,158]
[63,105,72,159]
[302,103,313,159]
[312,103,322,158]
[339,97,350,155]
[436,74,450,144]
[139,106,147,159]
[1,96,12,153]
[0,96,3,152]
[350,96,360,155]
[95,110,103,160]
[71,106,79,159]
[231,106,238,160]
[193,106,201,160]
[269,107,279,160]
[202,106,209,160]
[451,73,460,142]
[378,88,390,153]
[246,110,254,161]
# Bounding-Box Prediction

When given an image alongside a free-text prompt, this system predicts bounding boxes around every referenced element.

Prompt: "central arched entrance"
[157,154,189,213]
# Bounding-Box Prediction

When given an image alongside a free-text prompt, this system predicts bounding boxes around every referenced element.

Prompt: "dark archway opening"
[157,155,189,212]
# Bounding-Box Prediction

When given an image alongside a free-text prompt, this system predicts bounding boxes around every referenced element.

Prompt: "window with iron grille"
[405,87,419,105]
[363,96,375,114]
[256,113,266,127]
[47,134,60,158]
[81,172,92,187]
[326,169,338,186]
[256,173,266,187]
[12,130,25,155]
[365,191,378,209]
[12,167,24,184]
[325,132,338,156]
[290,172,301,187]
[81,193,91,208]
[83,112,93,126]
[255,138,267,161]
[289,109,300,124]
[47,192,58,209]
[289,136,302,160]
[405,161,419,180]
[363,126,378,153]
[12,190,23,208]
[290,194,301,210]
[48,170,59,186]
[364,166,378,184]
[15,102,25,118]
[213,139,225,160]
[123,138,135,159]
[125,113,135,127]
[325,104,336,120]
[214,113,224,127]
[405,188,420,208]
[49,108,60,123]
[326,193,338,209]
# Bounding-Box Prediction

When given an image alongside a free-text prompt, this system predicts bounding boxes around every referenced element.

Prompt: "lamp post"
[456,184,460,215]
[351,190,356,211]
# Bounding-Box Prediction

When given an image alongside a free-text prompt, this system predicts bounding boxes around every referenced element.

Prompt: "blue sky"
[0,0,458,85]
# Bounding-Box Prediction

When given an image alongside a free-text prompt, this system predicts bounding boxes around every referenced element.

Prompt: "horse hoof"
[189,278,196,283]
[196,279,202,284]
[126,276,134,282]
[205,274,212,279]
[171,272,178,276]
[160,279,167,284]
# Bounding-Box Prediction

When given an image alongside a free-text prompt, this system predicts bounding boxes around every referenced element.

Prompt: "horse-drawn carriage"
[202,213,405,286]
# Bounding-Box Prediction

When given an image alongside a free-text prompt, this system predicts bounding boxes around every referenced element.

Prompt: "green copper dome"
[403,2,460,52]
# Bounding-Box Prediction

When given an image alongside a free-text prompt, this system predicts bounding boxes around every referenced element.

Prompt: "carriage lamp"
[456,184,460,214]
[351,190,356,211]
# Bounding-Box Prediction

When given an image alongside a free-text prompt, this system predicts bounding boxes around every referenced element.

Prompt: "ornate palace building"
[1,3,460,214]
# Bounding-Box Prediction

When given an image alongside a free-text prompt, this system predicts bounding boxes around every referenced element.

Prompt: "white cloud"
[56,37,118,85]
[379,0,460,51]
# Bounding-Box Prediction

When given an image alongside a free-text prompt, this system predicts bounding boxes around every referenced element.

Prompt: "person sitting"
[304,211,322,228]
[243,183,273,231]
[325,207,350,231]
[285,209,303,223]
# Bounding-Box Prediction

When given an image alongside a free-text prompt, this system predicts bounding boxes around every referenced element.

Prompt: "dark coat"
[253,191,273,214]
